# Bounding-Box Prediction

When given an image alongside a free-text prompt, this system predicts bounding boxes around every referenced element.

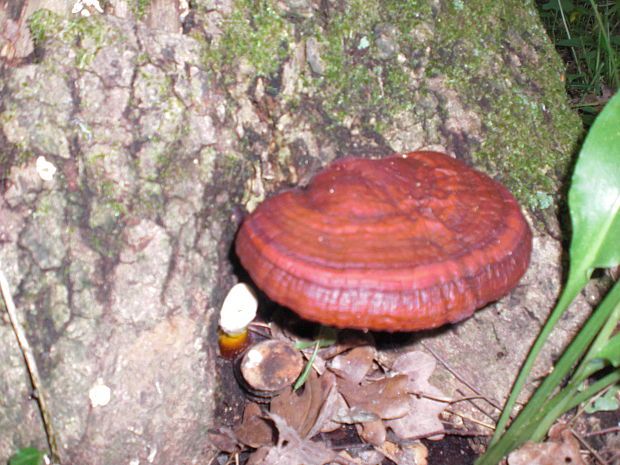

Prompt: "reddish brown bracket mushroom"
[235,151,532,332]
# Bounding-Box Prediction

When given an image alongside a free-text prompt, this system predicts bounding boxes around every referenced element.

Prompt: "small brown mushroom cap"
[235,152,532,331]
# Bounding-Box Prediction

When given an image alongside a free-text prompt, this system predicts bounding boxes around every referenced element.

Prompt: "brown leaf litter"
[507,424,586,465]
[216,334,450,464]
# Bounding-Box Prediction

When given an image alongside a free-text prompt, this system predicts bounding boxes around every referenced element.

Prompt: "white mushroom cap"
[219,283,258,335]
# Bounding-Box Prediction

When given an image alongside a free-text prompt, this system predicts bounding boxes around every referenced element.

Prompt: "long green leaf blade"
[479,92,620,464]
[595,333,620,367]
[568,91,620,277]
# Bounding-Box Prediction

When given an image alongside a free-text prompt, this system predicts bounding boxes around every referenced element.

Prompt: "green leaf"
[596,332,620,367]
[585,384,620,413]
[568,91,620,281]
[293,326,337,390]
[479,92,620,465]
[9,448,46,465]
[294,339,320,391]
[294,326,337,350]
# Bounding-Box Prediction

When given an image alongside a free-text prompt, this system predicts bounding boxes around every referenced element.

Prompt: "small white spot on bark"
[36,156,57,181]
[89,380,111,407]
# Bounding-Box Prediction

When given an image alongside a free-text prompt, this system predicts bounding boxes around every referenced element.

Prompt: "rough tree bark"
[0,0,586,463]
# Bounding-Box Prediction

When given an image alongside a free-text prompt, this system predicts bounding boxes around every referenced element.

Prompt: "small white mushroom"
[218,283,258,336]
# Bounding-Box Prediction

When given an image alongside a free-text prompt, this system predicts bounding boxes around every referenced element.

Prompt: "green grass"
[476,91,620,465]
[536,0,619,125]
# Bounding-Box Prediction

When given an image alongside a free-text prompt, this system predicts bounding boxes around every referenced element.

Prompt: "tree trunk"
[0,0,585,463]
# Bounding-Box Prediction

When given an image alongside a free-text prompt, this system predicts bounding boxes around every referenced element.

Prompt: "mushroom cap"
[235,152,532,332]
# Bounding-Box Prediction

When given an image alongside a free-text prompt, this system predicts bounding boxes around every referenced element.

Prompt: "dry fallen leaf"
[235,370,345,464]
[337,374,411,420]
[332,405,381,424]
[385,351,447,440]
[249,412,345,465]
[233,343,448,463]
[329,348,447,444]
[271,369,340,438]
[320,390,350,433]
[328,346,376,383]
[507,424,586,465]
[207,426,238,453]
[234,402,274,448]
[377,440,429,465]
[356,418,386,446]
[338,449,384,465]
[305,372,343,437]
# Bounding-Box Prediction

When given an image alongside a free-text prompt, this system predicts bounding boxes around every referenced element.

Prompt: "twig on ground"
[404,427,494,442]
[421,341,502,411]
[0,265,62,464]
[571,428,609,465]
[456,387,500,423]
[583,426,620,438]
[444,408,497,431]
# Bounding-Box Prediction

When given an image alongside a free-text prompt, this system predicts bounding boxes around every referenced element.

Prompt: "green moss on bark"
[202,0,581,209]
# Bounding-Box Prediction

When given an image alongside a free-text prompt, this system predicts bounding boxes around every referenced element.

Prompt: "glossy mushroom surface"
[235,151,532,331]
